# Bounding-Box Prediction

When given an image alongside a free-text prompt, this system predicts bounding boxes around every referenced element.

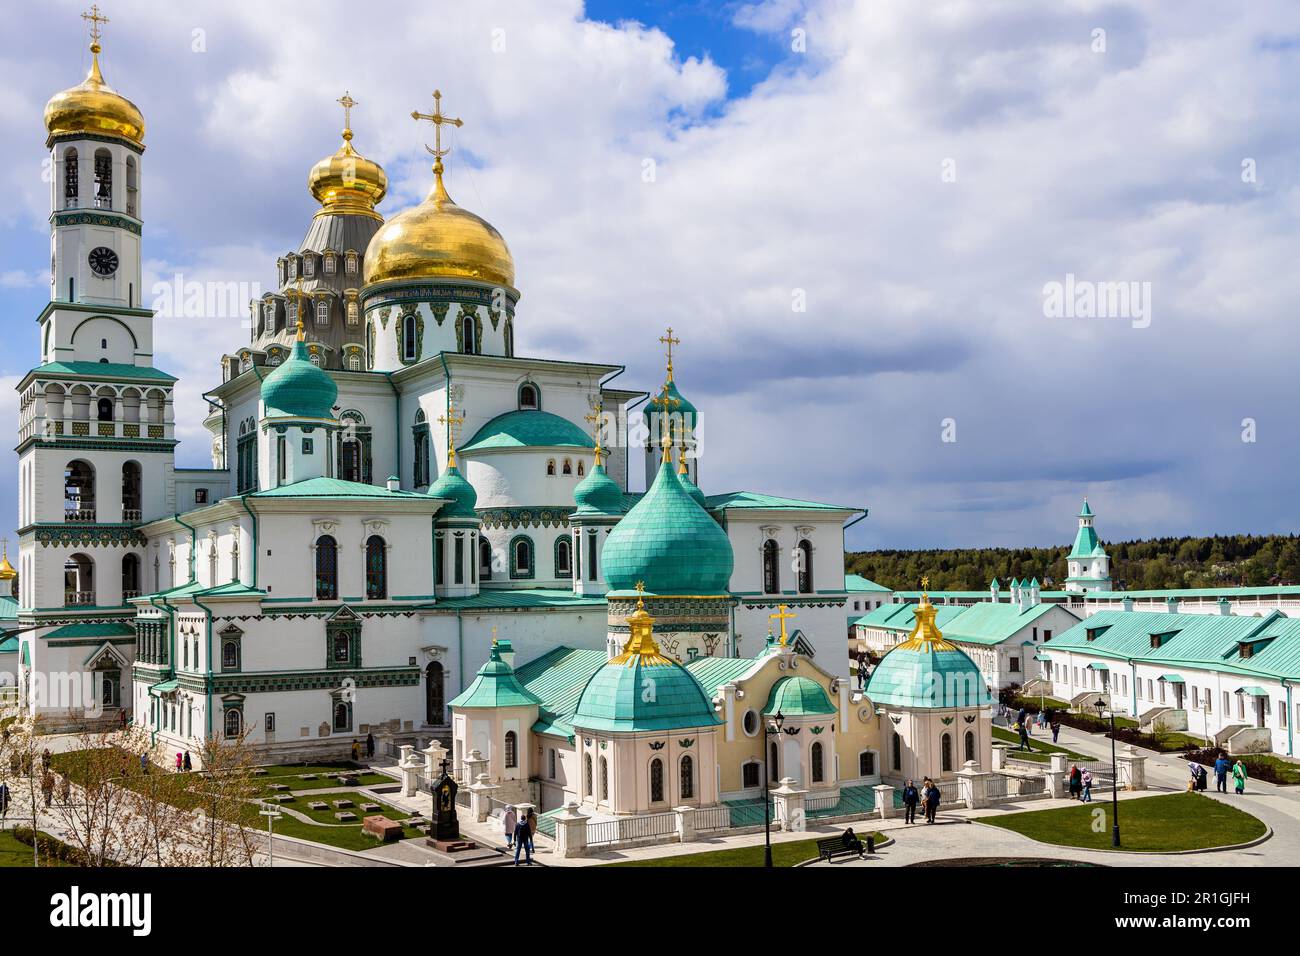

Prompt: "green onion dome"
[427,464,478,518]
[572,463,626,517]
[647,378,696,416]
[260,338,338,419]
[679,463,706,508]
[571,601,721,733]
[764,675,836,717]
[601,458,733,595]
[864,593,993,710]
[448,643,540,709]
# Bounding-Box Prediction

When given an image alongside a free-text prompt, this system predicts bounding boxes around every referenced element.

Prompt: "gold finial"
[585,404,606,467]
[898,573,957,651]
[656,383,680,464]
[921,575,930,593]
[337,91,357,142]
[0,538,14,582]
[612,582,673,666]
[82,4,109,55]
[491,625,498,645]
[677,447,690,477]
[411,89,463,186]
[659,327,681,383]
[769,604,796,646]
[634,580,646,610]
[438,400,466,469]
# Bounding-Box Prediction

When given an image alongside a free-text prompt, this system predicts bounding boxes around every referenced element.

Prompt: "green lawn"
[264,807,425,852]
[982,792,1266,852]
[603,832,886,868]
[0,829,74,867]
[991,726,1091,762]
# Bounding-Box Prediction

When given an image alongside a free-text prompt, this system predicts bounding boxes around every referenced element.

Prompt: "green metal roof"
[1236,685,1268,697]
[571,463,626,517]
[1158,674,1185,683]
[764,675,836,716]
[1085,585,1300,599]
[852,602,965,633]
[432,589,605,611]
[461,410,591,452]
[30,361,176,382]
[646,378,697,415]
[260,339,338,419]
[926,601,1066,646]
[512,647,615,740]
[1078,499,1093,518]
[250,477,428,499]
[684,655,764,695]
[43,621,135,640]
[448,644,543,709]
[0,636,17,654]
[1068,522,1106,561]
[845,574,891,593]
[602,460,733,595]
[0,596,19,621]
[704,490,863,513]
[148,679,178,696]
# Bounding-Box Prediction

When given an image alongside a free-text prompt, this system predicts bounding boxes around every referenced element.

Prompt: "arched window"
[425,661,445,724]
[518,383,539,410]
[504,730,519,769]
[511,536,533,579]
[599,756,609,802]
[461,313,476,354]
[679,754,694,799]
[584,754,593,797]
[121,553,140,598]
[554,537,571,577]
[340,437,363,482]
[941,733,953,772]
[762,539,780,594]
[315,535,338,600]
[403,314,418,362]
[650,758,664,802]
[93,148,112,207]
[365,535,387,600]
[63,147,79,207]
[413,410,431,488]
[333,701,350,732]
[797,539,814,593]
[479,538,493,581]
[125,156,137,216]
[65,460,96,520]
[223,709,241,739]
[964,730,976,764]
[858,751,876,776]
[222,640,239,670]
[64,553,94,606]
[892,732,902,771]
[97,397,114,421]
[121,461,142,519]
[811,742,825,783]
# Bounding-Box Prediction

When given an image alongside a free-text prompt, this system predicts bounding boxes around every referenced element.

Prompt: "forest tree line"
[847,534,1300,592]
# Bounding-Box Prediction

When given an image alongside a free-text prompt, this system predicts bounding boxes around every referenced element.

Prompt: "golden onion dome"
[44,42,144,147]
[0,546,15,581]
[308,128,388,220]
[363,164,515,290]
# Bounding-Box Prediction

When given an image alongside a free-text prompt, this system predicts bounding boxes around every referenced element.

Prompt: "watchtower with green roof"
[1064,498,1111,593]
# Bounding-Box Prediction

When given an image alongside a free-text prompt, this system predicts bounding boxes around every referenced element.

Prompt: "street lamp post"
[259,804,282,867]
[762,710,786,868]
[1095,698,1120,847]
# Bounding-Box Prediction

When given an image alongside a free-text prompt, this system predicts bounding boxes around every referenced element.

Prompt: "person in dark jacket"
[901,779,920,824]
[182,750,192,772]
[1050,719,1061,744]
[366,732,376,758]
[1213,753,1231,793]
[924,782,941,823]
[1068,765,1082,799]
[513,814,533,865]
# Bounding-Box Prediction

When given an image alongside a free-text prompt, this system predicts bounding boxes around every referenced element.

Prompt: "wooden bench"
[816,833,864,863]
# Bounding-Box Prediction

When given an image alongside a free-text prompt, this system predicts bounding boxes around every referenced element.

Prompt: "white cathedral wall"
[462,451,591,511]
[733,602,850,670]
[725,513,849,598]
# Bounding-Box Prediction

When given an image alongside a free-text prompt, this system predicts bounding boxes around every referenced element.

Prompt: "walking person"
[350,739,360,762]
[118,708,127,730]
[513,812,533,865]
[902,779,920,824]
[527,807,538,844]
[1081,768,1093,803]
[1232,758,1248,795]
[41,771,54,808]
[176,752,183,772]
[1213,752,1231,793]
[57,775,70,805]
[41,748,51,773]
[140,752,149,775]
[366,732,375,759]
[0,781,10,820]
[183,750,192,772]
[503,805,517,850]
[1068,765,1082,800]
[1050,718,1061,744]
[1016,719,1030,751]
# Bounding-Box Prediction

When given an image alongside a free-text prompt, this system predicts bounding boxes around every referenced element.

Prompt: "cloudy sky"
[3,0,1299,552]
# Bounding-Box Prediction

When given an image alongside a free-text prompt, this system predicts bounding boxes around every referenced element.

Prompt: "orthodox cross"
[659,327,680,382]
[337,91,357,136]
[769,604,797,645]
[82,5,108,48]
[438,401,465,467]
[635,580,647,609]
[921,575,930,591]
[411,90,463,164]
[585,404,605,465]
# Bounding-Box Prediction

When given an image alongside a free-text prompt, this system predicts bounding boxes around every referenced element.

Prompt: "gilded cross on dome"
[656,381,681,462]
[659,327,680,382]
[585,404,606,466]
[438,401,465,468]
[412,90,463,168]
[337,91,357,139]
[82,5,109,49]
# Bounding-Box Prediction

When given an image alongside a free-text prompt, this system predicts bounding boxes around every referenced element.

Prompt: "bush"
[8,827,110,866]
